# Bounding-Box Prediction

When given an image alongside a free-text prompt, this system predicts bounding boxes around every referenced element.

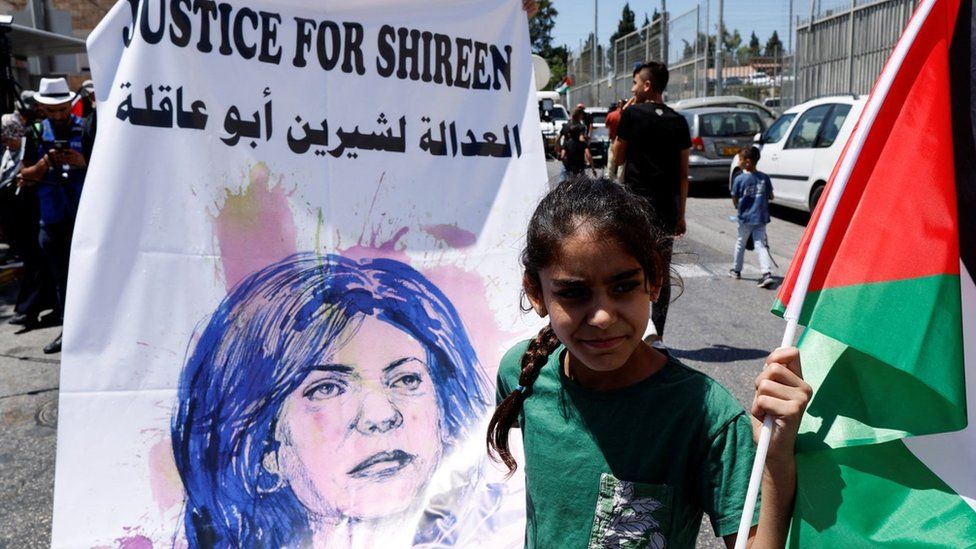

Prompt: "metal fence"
[793,0,918,104]
[561,0,919,112]
[566,17,665,108]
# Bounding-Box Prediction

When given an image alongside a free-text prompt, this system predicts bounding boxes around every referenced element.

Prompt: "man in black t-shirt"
[612,62,691,343]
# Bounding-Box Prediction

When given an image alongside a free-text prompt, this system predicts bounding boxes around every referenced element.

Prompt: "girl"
[488,177,810,548]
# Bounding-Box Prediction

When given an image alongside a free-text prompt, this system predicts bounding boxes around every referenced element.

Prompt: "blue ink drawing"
[172,252,490,548]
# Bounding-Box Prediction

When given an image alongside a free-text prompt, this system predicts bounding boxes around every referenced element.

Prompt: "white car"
[728,95,866,212]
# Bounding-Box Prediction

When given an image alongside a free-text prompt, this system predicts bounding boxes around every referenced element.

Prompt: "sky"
[550,0,827,58]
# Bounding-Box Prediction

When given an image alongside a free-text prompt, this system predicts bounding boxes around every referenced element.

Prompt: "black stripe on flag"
[951,0,975,276]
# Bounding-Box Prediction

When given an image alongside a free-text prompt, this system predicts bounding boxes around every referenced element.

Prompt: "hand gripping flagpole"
[732,1,937,546]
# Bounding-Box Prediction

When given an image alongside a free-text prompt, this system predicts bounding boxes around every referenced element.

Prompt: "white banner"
[52,1,545,546]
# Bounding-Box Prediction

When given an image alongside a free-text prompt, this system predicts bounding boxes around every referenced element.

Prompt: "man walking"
[612,62,691,346]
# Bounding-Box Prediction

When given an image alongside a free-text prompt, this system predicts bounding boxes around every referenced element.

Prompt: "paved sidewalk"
[0,269,61,549]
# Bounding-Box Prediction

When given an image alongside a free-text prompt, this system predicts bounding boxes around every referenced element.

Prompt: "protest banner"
[51,1,545,546]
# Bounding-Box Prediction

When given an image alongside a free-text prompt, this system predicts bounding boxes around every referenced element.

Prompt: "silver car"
[678,107,766,184]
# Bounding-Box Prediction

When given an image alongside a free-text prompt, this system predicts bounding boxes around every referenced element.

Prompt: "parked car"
[678,107,766,183]
[584,107,609,166]
[746,71,774,87]
[728,95,867,212]
[669,95,777,127]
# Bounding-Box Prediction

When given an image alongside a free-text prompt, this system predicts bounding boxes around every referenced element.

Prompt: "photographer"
[17,78,91,354]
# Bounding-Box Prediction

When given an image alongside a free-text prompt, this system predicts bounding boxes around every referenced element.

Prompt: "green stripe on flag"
[789,439,976,547]
[776,275,966,444]
[795,328,966,450]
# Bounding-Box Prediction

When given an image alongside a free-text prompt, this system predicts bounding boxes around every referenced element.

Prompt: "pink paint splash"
[423,264,515,373]
[213,163,298,290]
[147,435,184,514]
[114,535,152,549]
[341,225,411,264]
[339,224,516,375]
[421,223,477,248]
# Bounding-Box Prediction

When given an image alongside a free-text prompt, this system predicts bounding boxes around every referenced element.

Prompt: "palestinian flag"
[772,0,976,544]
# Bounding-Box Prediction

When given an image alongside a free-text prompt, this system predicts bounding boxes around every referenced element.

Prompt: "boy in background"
[730,146,775,288]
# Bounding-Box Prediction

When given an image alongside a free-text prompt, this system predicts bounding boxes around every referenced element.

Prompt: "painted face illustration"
[275,317,443,520]
[174,253,488,548]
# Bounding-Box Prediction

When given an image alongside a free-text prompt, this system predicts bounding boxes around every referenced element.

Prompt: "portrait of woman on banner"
[171,252,491,547]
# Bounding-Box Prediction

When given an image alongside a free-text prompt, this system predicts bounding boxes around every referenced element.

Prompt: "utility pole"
[704,0,710,96]
[788,0,794,53]
[847,0,856,92]
[805,0,816,102]
[715,0,724,95]
[592,0,598,88]
[661,0,667,63]
[694,4,700,97]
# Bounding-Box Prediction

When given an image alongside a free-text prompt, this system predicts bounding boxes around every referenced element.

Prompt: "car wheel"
[729,168,741,194]
[809,182,826,212]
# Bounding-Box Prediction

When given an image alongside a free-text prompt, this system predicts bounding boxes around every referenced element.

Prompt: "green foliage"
[528,0,568,90]
[529,0,557,53]
[765,30,784,57]
[609,3,637,46]
[748,31,761,56]
[723,28,742,53]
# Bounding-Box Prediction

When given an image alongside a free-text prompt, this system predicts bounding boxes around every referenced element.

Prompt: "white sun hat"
[34,77,75,106]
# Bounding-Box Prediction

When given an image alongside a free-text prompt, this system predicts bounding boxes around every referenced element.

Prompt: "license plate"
[721,146,740,157]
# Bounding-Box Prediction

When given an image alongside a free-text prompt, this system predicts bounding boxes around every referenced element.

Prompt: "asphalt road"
[0,162,809,548]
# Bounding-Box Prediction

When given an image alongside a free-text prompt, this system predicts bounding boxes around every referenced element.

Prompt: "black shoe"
[8,313,29,326]
[43,333,62,354]
[728,269,741,279]
[758,273,775,289]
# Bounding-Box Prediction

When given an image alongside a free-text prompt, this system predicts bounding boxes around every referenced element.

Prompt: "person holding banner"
[172,253,491,548]
[488,177,810,548]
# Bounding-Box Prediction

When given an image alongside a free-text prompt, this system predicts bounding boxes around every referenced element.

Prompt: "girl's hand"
[751,347,811,467]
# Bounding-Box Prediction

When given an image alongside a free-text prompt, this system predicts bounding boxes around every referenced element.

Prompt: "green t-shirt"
[496,341,760,548]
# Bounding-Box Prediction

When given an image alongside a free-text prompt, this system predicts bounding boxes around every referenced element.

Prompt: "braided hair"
[487,176,671,474]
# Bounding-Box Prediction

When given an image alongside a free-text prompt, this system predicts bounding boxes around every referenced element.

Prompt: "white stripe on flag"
[904,262,976,512]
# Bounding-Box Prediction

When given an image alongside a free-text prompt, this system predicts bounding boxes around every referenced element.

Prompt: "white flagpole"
[733,0,938,545]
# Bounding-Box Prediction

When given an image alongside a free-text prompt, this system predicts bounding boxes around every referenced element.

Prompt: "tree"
[527,0,569,89]
[529,0,558,54]
[764,30,784,57]
[723,28,742,54]
[609,3,637,46]
[748,31,762,56]
[546,45,569,89]
[643,14,650,28]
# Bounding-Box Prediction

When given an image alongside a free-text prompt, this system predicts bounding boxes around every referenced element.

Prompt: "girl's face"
[527,229,657,374]
[275,317,443,520]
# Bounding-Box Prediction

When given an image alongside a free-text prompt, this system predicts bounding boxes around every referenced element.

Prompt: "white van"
[729,95,866,212]
[538,91,568,158]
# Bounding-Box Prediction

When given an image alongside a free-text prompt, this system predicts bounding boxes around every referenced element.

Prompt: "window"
[785,104,832,149]
[734,103,776,126]
[549,106,568,121]
[763,113,796,144]
[700,112,762,137]
[815,104,851,148]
